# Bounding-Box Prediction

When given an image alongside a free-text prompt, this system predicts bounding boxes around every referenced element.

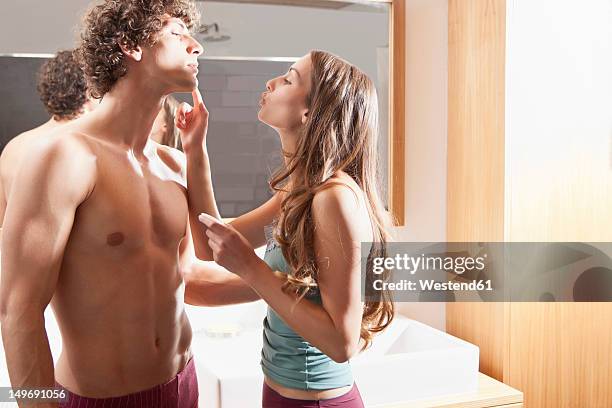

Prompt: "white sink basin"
[186,303,479,407]
[0,301,478,408]
[351,318,480,407]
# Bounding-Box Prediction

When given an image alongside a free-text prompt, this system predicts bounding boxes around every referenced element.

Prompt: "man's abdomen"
[52,253,193,398]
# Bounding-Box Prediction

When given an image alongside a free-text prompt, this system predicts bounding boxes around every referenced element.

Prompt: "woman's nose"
[266,76,282,91]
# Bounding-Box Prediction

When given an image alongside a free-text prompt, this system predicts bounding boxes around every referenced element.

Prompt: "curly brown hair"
[36,50,88,121]
[77,0,200,99]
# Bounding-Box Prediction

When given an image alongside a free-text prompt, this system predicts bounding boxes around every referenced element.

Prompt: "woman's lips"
[187,63,199,74]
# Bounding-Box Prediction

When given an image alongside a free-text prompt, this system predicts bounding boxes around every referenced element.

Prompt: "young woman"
[150,94,183,150]
[185,50,394,407]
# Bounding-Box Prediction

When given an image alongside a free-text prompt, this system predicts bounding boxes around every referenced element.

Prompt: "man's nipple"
[106,232,125,246]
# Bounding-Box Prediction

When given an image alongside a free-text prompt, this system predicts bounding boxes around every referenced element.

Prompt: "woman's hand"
[176,88,209,154]
[198,213,264,280]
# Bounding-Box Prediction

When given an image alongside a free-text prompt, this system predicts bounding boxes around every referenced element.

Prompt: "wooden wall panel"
[446,0,506,243]
[508,303,612,408]
[446,1,612,407]
[389,0,406,225]
[446,0,507,382]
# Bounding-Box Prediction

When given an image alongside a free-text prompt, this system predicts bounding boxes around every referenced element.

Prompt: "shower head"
[197,22,231,42]
[202,33,231,42]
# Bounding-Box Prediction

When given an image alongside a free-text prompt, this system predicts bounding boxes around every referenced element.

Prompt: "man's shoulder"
[0,126,56,192]
[151,141,187,177]
[1,128,40,160]
[25,131,98,179]
[41,128,96,153]
[155,141,186,163]
[6,130,98,205]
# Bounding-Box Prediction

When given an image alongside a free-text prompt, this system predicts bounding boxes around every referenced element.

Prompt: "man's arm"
[0,139,16,228]
[0,172,5,230]
[0,136,95,406]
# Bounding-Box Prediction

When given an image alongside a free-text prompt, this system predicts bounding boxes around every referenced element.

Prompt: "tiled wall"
[0,57,387,219]
[174,59,292,218]
[0,56,49,149]
[0,56,290,218]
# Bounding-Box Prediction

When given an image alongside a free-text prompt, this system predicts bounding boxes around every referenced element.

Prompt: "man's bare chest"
[67,151,189,255]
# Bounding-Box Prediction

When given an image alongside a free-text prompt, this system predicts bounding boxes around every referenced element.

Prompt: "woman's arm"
[177,89,221,261]
[199,184,366,362]
[228,191,283,249]
[180,189,281,305]
[179,89,283,259]
[179,222,260,306]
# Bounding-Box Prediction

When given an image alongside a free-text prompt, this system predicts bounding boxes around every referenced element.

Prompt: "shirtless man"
[0,1,255,406]
[0,50,95,224]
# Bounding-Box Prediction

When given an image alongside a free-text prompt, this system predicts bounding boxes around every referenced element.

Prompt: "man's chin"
[172,78,199,93]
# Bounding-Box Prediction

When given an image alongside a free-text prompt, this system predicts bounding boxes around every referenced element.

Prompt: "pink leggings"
[262,382,365,408]
[55,358,199,408]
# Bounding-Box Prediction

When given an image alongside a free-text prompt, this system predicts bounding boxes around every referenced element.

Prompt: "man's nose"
[187,36,203,56]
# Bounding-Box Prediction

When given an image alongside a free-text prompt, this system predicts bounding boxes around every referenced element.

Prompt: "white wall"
[505,0,612,241]
[391,0,448,331]
[197,2,388,80]
[0,0,91,53]
[0,1,388,80]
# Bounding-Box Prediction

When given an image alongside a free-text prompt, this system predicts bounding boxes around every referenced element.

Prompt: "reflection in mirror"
[191,0,390,217]
[0,0,390,218]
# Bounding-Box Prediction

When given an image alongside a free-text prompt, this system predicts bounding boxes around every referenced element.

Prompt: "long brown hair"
[158,95,182,150]
[270,50,395,350]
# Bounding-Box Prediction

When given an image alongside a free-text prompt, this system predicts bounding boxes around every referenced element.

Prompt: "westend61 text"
[372,279,493,292]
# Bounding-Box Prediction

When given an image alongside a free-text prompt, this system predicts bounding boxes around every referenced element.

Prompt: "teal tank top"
[260,223,354,390]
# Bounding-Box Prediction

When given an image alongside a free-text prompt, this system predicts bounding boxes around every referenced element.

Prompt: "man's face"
[141,16,203,93]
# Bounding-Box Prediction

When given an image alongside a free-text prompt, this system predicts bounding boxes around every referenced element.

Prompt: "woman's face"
[150,108,168,143]
[258,53,312,130]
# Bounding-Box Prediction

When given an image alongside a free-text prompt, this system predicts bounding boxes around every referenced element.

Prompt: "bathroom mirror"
[0,0,405,223]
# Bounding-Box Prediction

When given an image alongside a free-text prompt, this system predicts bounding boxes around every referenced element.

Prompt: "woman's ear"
[301,110,309,125]
[118,41,143,62]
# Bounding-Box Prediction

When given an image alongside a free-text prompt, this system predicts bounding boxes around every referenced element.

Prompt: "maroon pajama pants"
[55,358,199,408]
[262,382,365,408]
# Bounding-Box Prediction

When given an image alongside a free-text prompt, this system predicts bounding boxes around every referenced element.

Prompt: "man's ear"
[301,110,309,124]
[118,41,143,62]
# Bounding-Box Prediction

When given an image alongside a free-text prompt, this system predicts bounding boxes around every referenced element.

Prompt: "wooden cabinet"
[446,1,612,407]
[380,373,523,408]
